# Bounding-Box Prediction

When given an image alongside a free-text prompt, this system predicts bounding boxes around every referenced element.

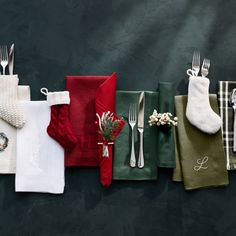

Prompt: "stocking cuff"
[47,91,70,106]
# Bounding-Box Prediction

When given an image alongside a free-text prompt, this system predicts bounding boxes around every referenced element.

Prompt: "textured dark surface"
[0,0,236,235]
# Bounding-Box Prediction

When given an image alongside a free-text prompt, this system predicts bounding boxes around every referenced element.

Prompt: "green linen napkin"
[113,91,159,180]
[173,95,229,190]
[172,129,183,182]
[157,82,176,168]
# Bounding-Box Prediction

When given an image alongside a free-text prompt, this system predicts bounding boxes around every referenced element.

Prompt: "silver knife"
[137,91,145,168]
[8,44,14,75]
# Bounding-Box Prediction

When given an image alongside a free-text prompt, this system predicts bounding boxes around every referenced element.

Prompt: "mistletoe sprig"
[96,111,122,141]
[148,109,178,127]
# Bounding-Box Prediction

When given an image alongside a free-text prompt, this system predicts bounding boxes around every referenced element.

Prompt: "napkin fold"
[218,81,236,170]
[15,101,65,194]
[113,91,159,180]
[65,72,117,167]
[173,95,229,190]
[157,82,176,168]
[0,85,30,174]
[95,73,125,187]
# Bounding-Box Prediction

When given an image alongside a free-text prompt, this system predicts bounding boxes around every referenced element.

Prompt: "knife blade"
[137,91,145,168]
[8,44,14,75]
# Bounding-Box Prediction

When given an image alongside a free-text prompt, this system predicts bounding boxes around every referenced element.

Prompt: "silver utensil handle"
[138,131,144,168]
[234,109,236,152]
[130,129,136,167]
[9,44,14,75]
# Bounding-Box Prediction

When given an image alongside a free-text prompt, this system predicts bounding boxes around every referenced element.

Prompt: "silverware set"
[0,44,14,75]
[128,92,145,168]
[187,50,210,77]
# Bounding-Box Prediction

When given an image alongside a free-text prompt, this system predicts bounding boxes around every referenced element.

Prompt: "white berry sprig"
[148,109,178,127]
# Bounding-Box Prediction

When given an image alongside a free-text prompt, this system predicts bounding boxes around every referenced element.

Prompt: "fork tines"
[201,58,210,77]
[192,50,200,76]
[193,50,200,63]
[203,58,210,68]
[129,104,136,122]
[0,45,9,75]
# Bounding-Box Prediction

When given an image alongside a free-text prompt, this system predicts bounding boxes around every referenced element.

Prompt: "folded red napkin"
[95,74,116,187]
[66,72,123,186]
[96,112,125,187]
[65,72,117,167]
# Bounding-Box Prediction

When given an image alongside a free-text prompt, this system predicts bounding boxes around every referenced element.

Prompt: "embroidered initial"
[193,156,209,171]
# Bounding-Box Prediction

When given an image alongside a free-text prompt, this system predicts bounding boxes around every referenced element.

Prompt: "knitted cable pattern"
[0,77,26,128]
[57,105,77,150]
[47,104,77,152]
[0,104,26,128]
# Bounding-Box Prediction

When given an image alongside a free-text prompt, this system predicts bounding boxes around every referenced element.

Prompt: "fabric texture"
[15,101,65,194]
[0,86,31,174]
[47,104,78,152]
[47,91,70,106]
[172,129,182,181]
[0,75,26,128]
[157,82,176,168]
[113,91,159,180]
[186,76,222,134]
[173,95,229,190]
[17,86,31,101]
[218,81,236,170]
[65,72,117,167]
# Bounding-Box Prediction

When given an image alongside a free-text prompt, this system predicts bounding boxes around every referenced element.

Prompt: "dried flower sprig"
[148,109,178,127]
[96,111,123,142]
[96,111,125,158]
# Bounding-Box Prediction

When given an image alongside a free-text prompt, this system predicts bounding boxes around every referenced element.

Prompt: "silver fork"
[128,104,137,167]
[201,58,210,77]
[192,50,200,76]
[0,45,8,75]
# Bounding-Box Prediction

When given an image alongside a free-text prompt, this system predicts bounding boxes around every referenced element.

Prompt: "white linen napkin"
[15,101,65,194]
[0,85,30,174]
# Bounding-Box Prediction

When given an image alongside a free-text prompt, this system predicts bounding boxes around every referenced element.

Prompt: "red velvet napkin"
[65,72,117,169]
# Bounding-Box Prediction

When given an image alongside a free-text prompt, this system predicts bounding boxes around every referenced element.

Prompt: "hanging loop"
[186,69,198,77]
[40,88,49,96]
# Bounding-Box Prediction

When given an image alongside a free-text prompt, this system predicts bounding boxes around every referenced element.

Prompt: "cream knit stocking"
[0,76,25,128]
[186,76,222,134]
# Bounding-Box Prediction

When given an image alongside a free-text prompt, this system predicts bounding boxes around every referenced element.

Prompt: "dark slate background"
[0,0,236,235]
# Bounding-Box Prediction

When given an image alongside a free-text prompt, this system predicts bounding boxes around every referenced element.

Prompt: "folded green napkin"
[172,129,183,182]
[113,91,159,180]
[173,95,229,190]
[157,82,176,168]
